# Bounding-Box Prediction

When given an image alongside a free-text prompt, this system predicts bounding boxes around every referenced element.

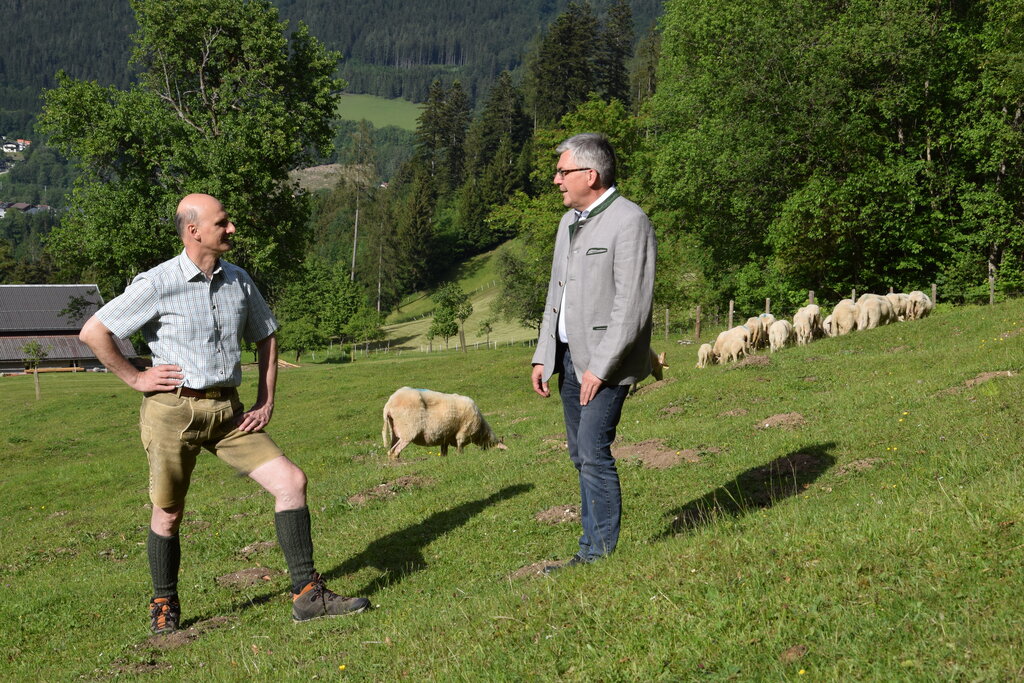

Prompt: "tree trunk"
[33,367,40,400]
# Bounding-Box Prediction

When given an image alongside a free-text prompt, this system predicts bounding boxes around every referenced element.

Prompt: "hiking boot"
[292,573,369,622]
[149,596,180,634]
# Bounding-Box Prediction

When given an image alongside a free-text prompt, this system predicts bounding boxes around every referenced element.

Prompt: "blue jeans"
[557,345,629,561]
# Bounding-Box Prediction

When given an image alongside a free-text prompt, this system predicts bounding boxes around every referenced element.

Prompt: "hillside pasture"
[1,300,1023,679]
[337,93,422,132]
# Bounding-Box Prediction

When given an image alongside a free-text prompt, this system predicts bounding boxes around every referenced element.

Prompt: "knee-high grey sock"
[274,506,316,593]
[148,530,180,599]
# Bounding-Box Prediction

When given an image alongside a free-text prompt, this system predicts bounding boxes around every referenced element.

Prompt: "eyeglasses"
[554,167,591,179]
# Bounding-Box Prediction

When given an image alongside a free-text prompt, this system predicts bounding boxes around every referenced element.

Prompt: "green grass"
[382,244,537,352]
[2,301,1024,679]
[337,94,422,132]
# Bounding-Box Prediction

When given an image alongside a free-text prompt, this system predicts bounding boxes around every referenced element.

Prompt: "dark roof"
[0,334,136,362]
[0,284,105,332]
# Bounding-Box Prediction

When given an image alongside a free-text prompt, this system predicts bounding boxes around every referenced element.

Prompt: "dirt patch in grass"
[887,345,910,353]
[509,561,553,580]
[237,540,277,558]
[836,458,883,476]
[733,355,770,368]
[719,408,748,417]
[141,616,234,651]
[215,566,284,589]
[535,505,579,525]
[755,413,806,430]
[541,434,567,451]
[347,475,434,505]
[509,416,532,425]
[779,644,808,663]
[613,439,715,469]
[631,377,677,396]
[802,376,818,382]
[661,404,685,416]
[936,370,1016,396]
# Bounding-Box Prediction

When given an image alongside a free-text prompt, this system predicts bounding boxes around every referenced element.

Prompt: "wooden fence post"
[665,308,670,341]
[808,290,815,305]
[851,288,857,301]
[728,300,735,329]
[932,283,937,305]
[695,305,702,340]
[765,298,771,314]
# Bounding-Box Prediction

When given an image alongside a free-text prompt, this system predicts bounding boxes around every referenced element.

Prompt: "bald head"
[175,194,221,239]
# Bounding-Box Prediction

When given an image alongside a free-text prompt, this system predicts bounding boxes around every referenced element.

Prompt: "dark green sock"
[147,530,180,599]
[274,506,316,594]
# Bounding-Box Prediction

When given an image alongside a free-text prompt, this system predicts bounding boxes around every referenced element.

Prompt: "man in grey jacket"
[531,133,656,570]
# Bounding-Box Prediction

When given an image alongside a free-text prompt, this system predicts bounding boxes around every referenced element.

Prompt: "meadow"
[1,299,1023,680]
[336,94,422,132]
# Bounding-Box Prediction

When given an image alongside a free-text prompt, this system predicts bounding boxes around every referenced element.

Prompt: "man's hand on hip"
[531,364,550,398]
[237,402,273,432]
[130,365,183,393]
[579,370,604,406]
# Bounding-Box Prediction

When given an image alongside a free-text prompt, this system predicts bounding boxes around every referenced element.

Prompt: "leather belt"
[174,386,235,400]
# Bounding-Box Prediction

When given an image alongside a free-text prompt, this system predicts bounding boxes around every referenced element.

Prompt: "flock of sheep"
[696,290,935,367]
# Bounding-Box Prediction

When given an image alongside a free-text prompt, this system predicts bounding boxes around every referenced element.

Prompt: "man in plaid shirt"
[80,193,369,633]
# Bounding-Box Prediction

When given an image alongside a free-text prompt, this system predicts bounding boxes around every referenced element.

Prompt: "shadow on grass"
[656,443,836,539]
[324,483,534,596]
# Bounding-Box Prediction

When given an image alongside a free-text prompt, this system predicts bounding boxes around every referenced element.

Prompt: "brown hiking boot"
[292,573,369,622]
[149,596,180,634]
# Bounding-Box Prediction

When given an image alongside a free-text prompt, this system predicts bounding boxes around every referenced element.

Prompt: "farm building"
[0,284,137,373]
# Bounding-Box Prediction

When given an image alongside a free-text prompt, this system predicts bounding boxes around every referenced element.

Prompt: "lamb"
[382,387,506,460]
[831,299,858,335]
[907,290,934,320]
[696,343,716,368]
[793,304,821,345]
[768,319,795,352]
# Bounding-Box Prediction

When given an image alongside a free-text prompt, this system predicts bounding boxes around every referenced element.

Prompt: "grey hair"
[174,206,197,238]
[556,133,616,187]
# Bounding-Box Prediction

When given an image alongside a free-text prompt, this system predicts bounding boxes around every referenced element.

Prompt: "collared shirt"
[96,250,279,389]
[558,186,618,344]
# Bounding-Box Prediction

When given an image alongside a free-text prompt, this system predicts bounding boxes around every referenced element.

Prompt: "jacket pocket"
[592,325,607,330]
[586,247,607,255]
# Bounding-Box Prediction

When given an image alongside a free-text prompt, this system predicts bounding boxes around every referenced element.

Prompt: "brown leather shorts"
[139,391,283,508]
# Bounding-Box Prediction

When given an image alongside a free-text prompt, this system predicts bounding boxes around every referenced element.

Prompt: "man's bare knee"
[151,504,184,536]
[249,456,307,511]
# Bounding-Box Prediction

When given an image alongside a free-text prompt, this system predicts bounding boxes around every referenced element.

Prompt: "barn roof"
[0,334,136,362]
[0,284,105,332]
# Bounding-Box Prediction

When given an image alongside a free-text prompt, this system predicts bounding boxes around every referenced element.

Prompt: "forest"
[2,0,1022,361]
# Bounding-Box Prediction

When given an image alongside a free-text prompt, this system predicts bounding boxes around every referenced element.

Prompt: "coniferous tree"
[595,0,634,106]
[524,2,599,127]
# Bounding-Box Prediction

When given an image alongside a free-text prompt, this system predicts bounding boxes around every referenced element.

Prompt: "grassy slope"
[383,244,538,352]
[1,300,1023,679]
[337,93,422,132]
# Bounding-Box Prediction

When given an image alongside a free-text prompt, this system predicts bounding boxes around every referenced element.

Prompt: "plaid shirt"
[96,250,278,389]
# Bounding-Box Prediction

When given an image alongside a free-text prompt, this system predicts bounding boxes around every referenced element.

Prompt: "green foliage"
[427,304,458,349]
[275,258,368,358]
[431,281,472,350]
[38,0,343,298]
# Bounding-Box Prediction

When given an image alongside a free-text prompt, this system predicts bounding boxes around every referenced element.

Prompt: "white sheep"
[382,387,506,460]
[822,314,836,338]
[793,304,821,345]
[745,317,766,350]
[714,325,751,359]
[696,343,716,368]
[768,319,795,352]
[885,292,911,321]
[718,332,748,363]
[758,313,776,347]
[831,299,858,335]
[857,293,896,326]
[631,348,669,392]
[907,290,934,319]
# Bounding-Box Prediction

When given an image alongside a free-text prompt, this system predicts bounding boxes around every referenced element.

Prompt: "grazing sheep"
[793,304,822,345]
[714,325,751,359]
[745,317,765,350]
[718,333,748,363]
[822,314,836,337]
[696,343,716,368]
[768,319,795,352]
[382,387,506,460]
[855,294,896,330]
[885,292,911,321]
[758,313,776,347]
[831,299,858,335]
[907,290,934,319]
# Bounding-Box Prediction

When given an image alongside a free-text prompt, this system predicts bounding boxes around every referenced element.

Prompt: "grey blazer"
[532,192,656,386]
